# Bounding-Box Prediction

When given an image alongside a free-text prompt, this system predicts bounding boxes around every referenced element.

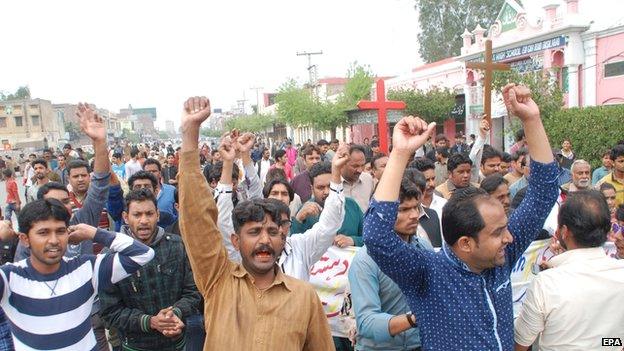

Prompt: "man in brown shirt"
[177,96,335,351]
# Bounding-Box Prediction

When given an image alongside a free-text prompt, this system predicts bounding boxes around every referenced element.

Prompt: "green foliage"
[200,128,223,138]
[225,114,277,133]
[275,63,374,139]
[0,86,31,101]
[543,105,624,169]
[415,0,504,63]
[64,121,80,141]
[121,128,140,144]
[387,88,456,124]
[157,131,170,139]
[492,70,564,120]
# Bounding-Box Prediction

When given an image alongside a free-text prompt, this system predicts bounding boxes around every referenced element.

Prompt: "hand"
[161,309,185,338]
[181,96,211,130]
[67,224,98,245]
[109,170,120,186]
[76,103,107,142]
[150,308,180,334]
[334,234,354,248]
[332,142,350,171]
[296,202,322,222]
[168,179,177,184]
[479,118,490,138]
[391,116,436,155]
[502,84,540,121]
[218,135,237,162]
[0,220,18,242]
[237,132,256,154]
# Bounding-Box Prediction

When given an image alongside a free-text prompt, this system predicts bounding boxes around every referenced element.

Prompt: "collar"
[342,175,362,186]
[231,264,293,292]
[121,225,166,246]
[445,179,458,192]
[441,241,474,273]
[418,205,429,220]
[548,247,609,268]
[611,172,624,184]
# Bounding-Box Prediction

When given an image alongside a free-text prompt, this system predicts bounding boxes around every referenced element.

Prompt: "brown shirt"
[178,150,335,351]
[435,179,480,200]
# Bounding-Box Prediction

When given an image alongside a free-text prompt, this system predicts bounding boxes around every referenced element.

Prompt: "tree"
[64,121,80,141]
[387,87,456,124]
[415,0,504,63]
[276,63,374,140]
[0,86,31,101]
[200,128,223,138]
[225,114,277,133]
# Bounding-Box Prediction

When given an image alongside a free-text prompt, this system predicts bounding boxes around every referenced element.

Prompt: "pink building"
[351,0,624,150]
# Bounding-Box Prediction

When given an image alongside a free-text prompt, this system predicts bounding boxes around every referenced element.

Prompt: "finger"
[424,122,437,138]
[508,88,519,110]
[184,99,190,113]
[501,83,516,94]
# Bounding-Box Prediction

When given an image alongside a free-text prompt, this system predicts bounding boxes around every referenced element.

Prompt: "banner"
[511,239,619,317]
[309,246,359,338]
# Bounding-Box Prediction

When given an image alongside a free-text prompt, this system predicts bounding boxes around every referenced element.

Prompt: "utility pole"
[250,86,263,114]
[296,50,323,96]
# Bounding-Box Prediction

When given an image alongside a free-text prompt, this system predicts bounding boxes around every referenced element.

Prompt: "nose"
[258,230,271,244]
[503,229,513,244]
[49,233,61,245]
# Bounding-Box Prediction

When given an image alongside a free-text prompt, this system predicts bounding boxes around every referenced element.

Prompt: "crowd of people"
[0,85,622,350]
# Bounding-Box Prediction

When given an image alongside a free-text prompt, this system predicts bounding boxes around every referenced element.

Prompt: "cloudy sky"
[2,0,622,129]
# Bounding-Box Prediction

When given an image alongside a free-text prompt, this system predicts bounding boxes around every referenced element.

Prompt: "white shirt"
[124,159,142,180]
[255,158,272,185]
[514,247,624,350]
[428,194,446,227]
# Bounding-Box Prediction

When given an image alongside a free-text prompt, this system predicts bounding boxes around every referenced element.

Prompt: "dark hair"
[128,171,159,190]
[480,174,508,194]
[31,158,48,169]
[402,169,425,200]
[112,152,123,159]
[67,159,90,175]
[442,187,489,246]
[166,152,175,158]
[371,154,387,170]
[143,158,162,172]
[263,178,295,202]
[600,182,616,193]
[515,128,525,142]
[124,189,158,212]
[501,152,512,163]
[610,144,624,161]
[28,153,36,158]
[408,157,435,172]
[2,168,13,178]
[274,149,286,161]
[435,134,448,142]
[232,198,281,234]
[267,198,291,219]
[302,145,321,159]
[265,168,287,183]
[511,148,528,162]
[206,161,240,185]
[43,148,53,154]
[18,199,71,235]
[436,146,450,159]
[37,182,69,200]
[331,139,339,144]
[210,149,220,156]
[447,153,472,172]
[558,190,610,248]
[317,139,329,146]
[308,161,332,183]
[481,145,502,165]
[370,140,380,148]
[617,204,624,222]
[455,132,464,139]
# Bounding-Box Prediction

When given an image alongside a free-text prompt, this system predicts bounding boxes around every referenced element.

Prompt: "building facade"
[1,99,64,149]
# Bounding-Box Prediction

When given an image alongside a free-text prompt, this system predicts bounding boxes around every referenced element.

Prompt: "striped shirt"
[0,229,154,351]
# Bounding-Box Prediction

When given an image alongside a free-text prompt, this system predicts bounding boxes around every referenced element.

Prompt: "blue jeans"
[3,204,18,222]
[0,309,14,351]
[184,314,206,351]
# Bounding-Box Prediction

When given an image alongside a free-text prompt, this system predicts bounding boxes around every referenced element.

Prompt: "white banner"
[309,246,359,338]
[511,239,619,317]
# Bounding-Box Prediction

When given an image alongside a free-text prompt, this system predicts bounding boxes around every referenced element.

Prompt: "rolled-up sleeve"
[514,277,546,347]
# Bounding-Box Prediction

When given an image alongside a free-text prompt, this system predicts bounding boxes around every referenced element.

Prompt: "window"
[14,116,23,127]
[605,61,624,78]
[0,118,6,128]
[31,115,40,126]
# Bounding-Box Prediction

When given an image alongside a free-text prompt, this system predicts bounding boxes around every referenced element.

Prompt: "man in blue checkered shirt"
[364,84,559,351]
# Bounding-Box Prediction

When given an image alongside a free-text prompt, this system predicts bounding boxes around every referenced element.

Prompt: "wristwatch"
[406,313,417,328]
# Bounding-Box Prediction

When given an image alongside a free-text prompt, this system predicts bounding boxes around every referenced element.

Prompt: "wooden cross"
[357,79,406,154]
[465,39,510,126]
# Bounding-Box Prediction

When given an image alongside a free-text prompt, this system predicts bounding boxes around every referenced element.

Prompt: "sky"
[1,0,420,129]
[2,0,623,130]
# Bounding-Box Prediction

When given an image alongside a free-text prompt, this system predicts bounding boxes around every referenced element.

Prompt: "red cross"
[357,79,406,154]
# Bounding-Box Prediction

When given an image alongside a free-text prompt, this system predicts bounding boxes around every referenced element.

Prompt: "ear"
[122,211,129,225]
[231,233,241,251]
[174,203,179,212]
[19,233,30,248]
[156,209,160,222]
[455,236,475,254]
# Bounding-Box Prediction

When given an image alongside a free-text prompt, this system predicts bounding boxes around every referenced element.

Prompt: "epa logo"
[602,337,622,346]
